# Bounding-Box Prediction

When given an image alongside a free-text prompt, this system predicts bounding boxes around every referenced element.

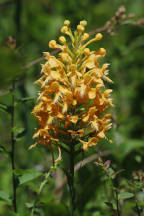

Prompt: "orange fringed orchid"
[31,20,113,161]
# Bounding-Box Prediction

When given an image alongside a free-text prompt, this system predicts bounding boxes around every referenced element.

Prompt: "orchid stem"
[66,140,75,216]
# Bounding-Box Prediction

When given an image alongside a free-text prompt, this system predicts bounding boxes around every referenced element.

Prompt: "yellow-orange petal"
[88,89,96,99]
[77,129,84,137]
[79,139,88,151]
[72,99,77,106]
[48,56,59,68]
[104,89,113,97]
[57,113,64,119]
[97,131,105,139]
[62,102,68,113]
[69,115,78,124]
[91,120,98,131]
[29,142,38,150]
[82,115,89,122]
[88,137,98,145]
[47,116,54,124]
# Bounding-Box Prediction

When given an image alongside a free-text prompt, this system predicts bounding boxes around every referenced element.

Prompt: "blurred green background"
[0,0,144,215]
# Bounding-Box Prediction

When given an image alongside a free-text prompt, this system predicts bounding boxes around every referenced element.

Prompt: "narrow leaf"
[118,192,134,200]
[17,97,35,103]
[0,103,11,114]
[18,169,42,185]
[0,145,9,157]
[0,190,12,204]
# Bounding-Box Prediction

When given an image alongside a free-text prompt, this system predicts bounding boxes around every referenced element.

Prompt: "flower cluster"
[31,20,113,160]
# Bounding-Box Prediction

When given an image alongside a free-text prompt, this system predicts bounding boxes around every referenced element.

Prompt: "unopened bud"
[99,48,106,57]
[77,24,85,32]
[61,26,68,34]
[118,5,126,14]
[59,36,66,44]
[64,20,70,26]
[83,48,90,56]
[82,33,89,41]
[80,20,87,26]
[49,40,57,48]
[95,33,103,40]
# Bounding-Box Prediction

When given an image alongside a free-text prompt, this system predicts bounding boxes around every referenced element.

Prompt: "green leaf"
[135,155,142,163]
[124,140,144,156]
[111,169,125,179]
[0,103,11,114]
[104,202,113,208]
[17,97,35,103]
[12,127,26,139]
[0,47,23,89]
[25,202,34,209]
[18,169,42,185]
[0,145,9,157]
[0,190,12,205]
[118,192,134,200]
[13,168,28,176]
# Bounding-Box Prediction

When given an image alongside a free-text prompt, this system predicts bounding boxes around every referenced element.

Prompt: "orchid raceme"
[31,20,113,161]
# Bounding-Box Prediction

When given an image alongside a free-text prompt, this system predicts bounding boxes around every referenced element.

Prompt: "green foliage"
[0,0,144,215]
[118,192,134,200]
[14,169,42,185]
[44,202,69,216]
[0,47,22,89]
[0,190,12,205]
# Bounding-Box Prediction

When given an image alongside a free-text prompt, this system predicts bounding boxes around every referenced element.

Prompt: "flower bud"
[95,33,103,40]
[61,26,69,34]
[49,40,57,48]
[80,20,87,26]
[64,20,70,26]
[77,24,85,32]
[59,36,66,44]
[99,48,106,57]
[83,48,90,56]
[82,33,89,41]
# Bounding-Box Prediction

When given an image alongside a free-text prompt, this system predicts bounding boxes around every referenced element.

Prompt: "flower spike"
[31,20,113,159]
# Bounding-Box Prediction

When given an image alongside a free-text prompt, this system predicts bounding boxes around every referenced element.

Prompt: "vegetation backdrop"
[0,0,144,215]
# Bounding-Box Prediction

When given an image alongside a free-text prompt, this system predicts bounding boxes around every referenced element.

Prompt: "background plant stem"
[11,81,17,212]
[66,140,75,216]
[116,190,120,216]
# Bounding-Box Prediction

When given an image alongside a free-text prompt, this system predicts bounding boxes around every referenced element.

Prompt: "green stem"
[115,190,120,216]
[109,176,120,216]
[15,0,22,35]
[134,191,141,216]
[132,180,141,216]
[66,140,75,216]
[11,81,17,212]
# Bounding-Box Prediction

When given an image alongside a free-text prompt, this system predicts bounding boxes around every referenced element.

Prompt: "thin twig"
[23,49,61,69]
[11,81,17,212]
